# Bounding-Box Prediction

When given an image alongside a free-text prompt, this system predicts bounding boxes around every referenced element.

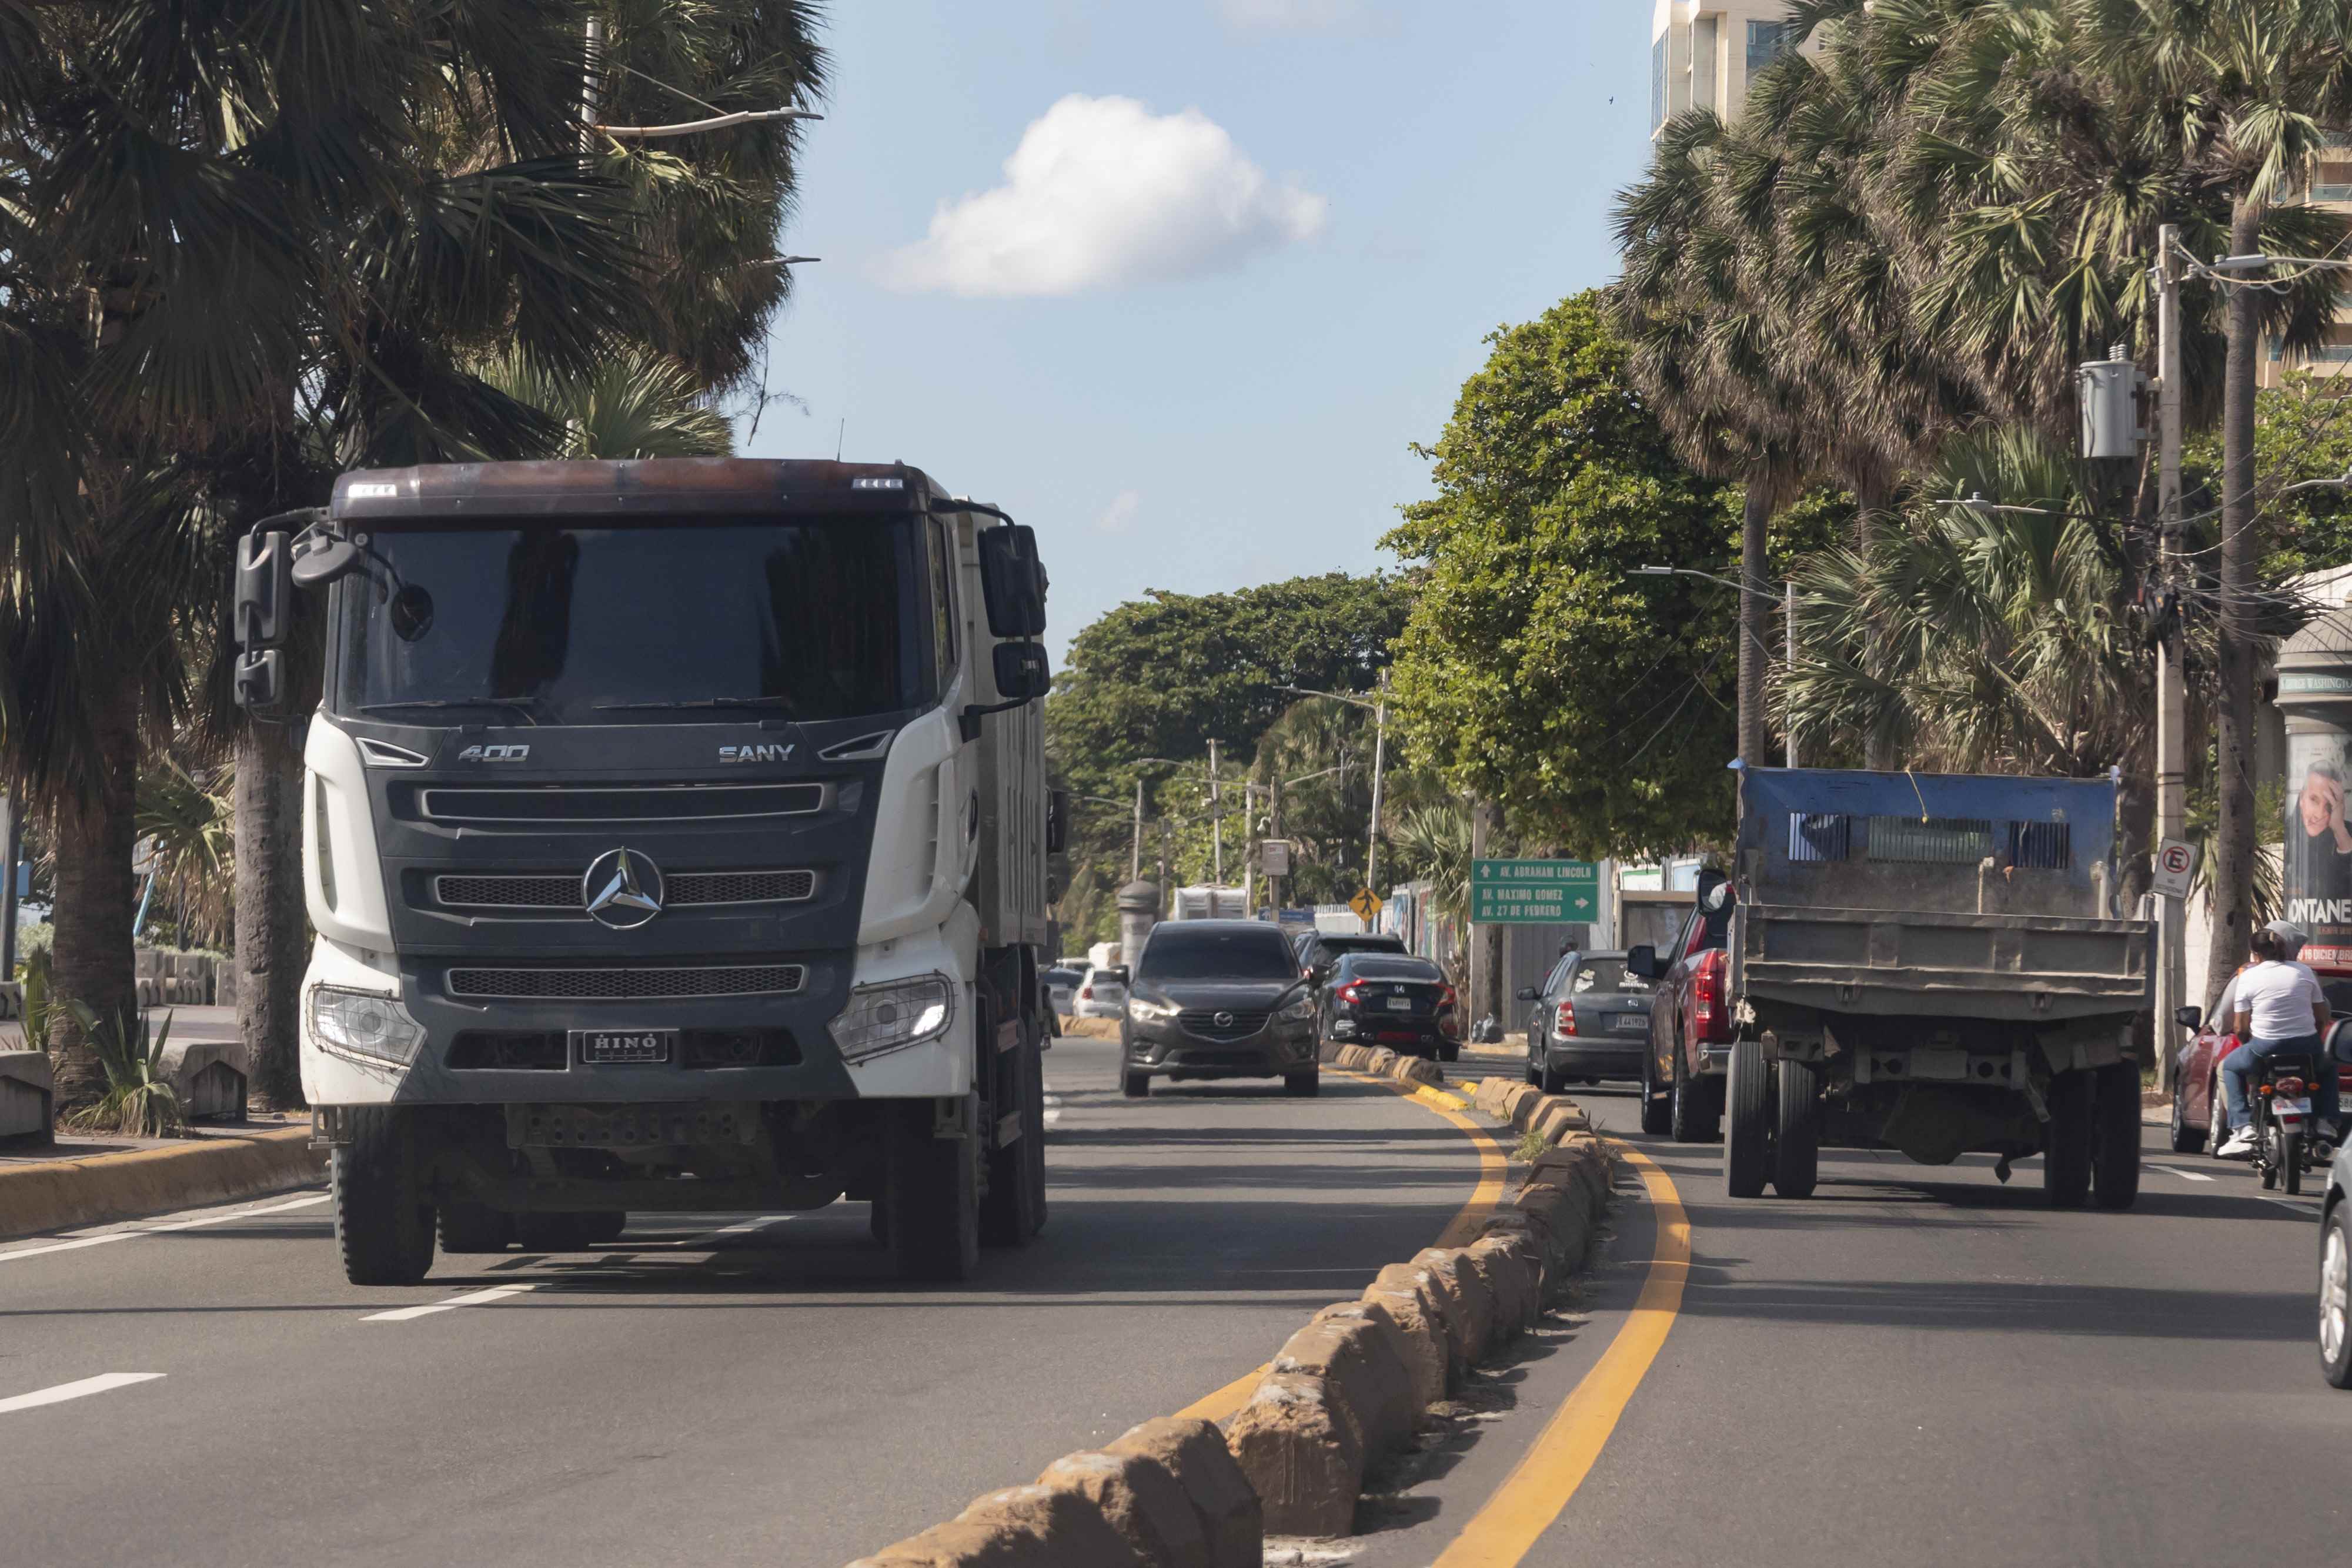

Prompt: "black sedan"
[1521,950,1653,1092]
[1319,952,1461,1061]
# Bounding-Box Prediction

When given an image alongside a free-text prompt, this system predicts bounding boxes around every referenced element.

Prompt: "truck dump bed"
[1728,767,2151,1022]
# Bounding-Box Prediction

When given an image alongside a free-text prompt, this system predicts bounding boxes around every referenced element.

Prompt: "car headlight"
[830,975,957,1065]
[1126,995,1179,1024]
[309,985,426,1067]
[1276,993,1316,1022]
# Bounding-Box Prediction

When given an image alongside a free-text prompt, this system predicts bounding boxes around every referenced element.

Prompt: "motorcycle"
[2250,1052,2327,1194]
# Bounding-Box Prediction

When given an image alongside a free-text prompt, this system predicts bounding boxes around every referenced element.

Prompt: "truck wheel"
[582,1211,627,1245]
[2093,1061,2142,1210]
[2043,1070,2093,1209]
[1639,1048,1672,1136]
[884,1100,980,1283]
[1773,1056,1820,1199]
[983,1035,1046,1247]
[333,1106,436,1286]
[516,1214,593,1252]
[1723,1039,1769,1199]
[1121,1068,1150,1099]
[436,1199,512,1255]
[1284,1068,1321,1096]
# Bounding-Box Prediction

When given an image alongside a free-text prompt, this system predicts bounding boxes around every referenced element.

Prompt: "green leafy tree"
[1384,292,1836,859]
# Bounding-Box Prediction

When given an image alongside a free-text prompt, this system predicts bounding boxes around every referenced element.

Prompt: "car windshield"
[334,516,933,726]
[1573,959,1645,993]
[1318,938,1404,961]
[1140,931,1299,982]
[1342,957,1444,982]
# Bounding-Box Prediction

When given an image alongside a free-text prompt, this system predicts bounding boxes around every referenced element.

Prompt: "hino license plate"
[572,1029,675,1065]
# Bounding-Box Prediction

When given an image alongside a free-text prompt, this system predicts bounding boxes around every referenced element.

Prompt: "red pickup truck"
[1627,873,1738,1141]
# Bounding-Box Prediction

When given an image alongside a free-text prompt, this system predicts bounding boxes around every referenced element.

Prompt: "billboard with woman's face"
[2287,728,2352,968]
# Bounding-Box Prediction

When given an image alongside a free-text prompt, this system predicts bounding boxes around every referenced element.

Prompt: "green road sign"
[1470,858,1600,924]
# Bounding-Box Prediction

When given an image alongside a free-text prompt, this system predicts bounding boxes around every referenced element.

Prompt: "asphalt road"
[0,1038,1492,1568]
[1346,1076,2352,1567]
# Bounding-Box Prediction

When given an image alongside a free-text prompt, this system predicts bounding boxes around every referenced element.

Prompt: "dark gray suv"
[1117,921,1321,1099]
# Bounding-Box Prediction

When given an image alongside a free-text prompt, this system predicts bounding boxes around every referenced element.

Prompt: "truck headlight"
[1276,994,1316,1023]
[1126,995,1179,1024]
[830,975,956,1065]
[310,985,425,1066]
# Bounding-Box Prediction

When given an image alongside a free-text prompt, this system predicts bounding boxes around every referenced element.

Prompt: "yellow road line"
[1172,1069,1508,1423]
[1431,1144,1688,1567]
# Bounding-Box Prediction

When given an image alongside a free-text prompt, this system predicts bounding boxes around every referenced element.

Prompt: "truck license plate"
[572,1029,674,1064]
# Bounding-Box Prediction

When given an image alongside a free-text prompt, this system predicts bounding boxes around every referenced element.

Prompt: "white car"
[1074,966,1128,1019]
[1043,967,1083,1015]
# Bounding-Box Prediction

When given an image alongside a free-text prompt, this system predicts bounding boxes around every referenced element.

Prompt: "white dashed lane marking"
[362,1283,536,1322]
[0,1192,329,1266]
[2153,1165,2217,1183]
[0,1373,166,1415]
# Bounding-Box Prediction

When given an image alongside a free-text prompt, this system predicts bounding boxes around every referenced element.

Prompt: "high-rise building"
[1651,0,1813,134]
[2267,136,2352,386]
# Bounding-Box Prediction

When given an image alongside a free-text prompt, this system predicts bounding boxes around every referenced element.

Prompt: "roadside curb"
[838,1047,1615,1565]
[0,1126,325,1243]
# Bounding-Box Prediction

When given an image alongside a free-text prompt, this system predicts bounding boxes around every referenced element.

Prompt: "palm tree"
[476,346,737,459]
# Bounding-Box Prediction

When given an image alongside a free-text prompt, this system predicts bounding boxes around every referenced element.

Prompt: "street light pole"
[2154,223,2189,1088]
[1131,777,1145,882]
[1208,738,1222,888]
[1364,671,1389,931]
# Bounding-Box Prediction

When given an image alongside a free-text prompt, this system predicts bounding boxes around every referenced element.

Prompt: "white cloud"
[1095,489,1143,535]
[877,95,1328,298]
[1215,0,1364,31]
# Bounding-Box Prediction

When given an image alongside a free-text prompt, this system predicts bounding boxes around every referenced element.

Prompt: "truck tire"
[582,1211,627,1245]
[1284,1068,1321,1096]
[2093,1061,2141,1211]
[884,1100,980,1283]
[1671,1051,1715,1144]
[2043,1070,2093,1209]
[436,1199,512,1255]
[333,1106,436,1286]
[1639,1048,1672,1136]
[1773,1056,1820,1199]
[1724,1039,1769,1198]
[983,1034,1046,1247]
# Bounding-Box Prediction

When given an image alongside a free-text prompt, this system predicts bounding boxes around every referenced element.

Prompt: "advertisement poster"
[2286,727,2352,969]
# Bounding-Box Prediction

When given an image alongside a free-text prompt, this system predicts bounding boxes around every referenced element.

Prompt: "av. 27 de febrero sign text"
[1469,859,1599,925]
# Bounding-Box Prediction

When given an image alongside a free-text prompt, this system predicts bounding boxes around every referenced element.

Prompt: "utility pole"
[0,791,16,981]
[1208,738,1222,888]
[1784,581,1799,769]
[2154,223,2189,1087]
[1130,777,1144,882]
[1268,773,1282,914]
[1363,669,1390,931]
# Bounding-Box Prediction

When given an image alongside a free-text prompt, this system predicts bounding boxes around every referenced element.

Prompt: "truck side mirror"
[976,524,1047,637]
[233,648,284,714]
[1626,944,1660,980]
[235,532,291,650]
[993,641,1051,701]
[2173,1004,2202,1031]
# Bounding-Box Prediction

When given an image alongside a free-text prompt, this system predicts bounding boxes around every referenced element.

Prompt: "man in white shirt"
[2217,920,2334,1158]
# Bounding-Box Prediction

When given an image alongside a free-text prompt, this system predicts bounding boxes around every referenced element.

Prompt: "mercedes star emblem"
[1214,1010,1235,1029]
[582,847,664,930]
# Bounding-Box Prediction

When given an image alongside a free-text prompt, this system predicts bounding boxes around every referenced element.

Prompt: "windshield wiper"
[359,699,540,727]
[592,697,799,713]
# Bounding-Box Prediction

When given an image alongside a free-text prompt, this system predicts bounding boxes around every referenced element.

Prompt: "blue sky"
[737,2,1656,661]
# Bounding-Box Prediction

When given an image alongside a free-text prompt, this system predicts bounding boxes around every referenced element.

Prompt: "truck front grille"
[445,964,808,1001]
[435,869,817,911]
[417,782,826,825]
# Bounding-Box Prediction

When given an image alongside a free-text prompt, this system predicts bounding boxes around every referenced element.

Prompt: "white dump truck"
[232,458,1058,1283]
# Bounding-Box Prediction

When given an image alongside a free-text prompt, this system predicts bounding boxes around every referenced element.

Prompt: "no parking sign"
[2151,838,2200,900]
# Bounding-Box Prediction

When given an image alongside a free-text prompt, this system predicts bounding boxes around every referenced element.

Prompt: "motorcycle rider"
[2216,919,2336,1158]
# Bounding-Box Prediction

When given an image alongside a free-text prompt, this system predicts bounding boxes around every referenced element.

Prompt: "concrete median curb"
[0,1125,324,1242]
[835,1061,1616,1564]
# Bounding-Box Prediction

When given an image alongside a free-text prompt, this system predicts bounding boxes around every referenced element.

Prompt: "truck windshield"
[333,516,933,726]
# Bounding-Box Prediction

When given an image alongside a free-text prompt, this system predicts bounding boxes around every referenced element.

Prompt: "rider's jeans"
[2221,1033,2336,1132]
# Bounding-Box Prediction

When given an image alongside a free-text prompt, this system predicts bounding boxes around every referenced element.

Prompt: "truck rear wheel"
[983,1034,1047,1247]
[884,1101,980,1283]
[333,1106,436,1286]
[436,1199,512,1255]
[1773,1056,1820,1199]
[1723,1039,1769,1199]
[582,1211,627,1245]
[2093,1061,2142,1210]
[2043,1070,2093,1208]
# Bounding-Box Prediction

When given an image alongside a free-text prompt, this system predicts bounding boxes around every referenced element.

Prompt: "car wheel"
[1121,1068,1150,1099]
[1639,1042,1672,1136]
[1670,1050,1712,1144]
[1284,1068,1321,1097]
[2320,1203,2352,1389]
[2208,1076,2230,1161]
[2169,1075,2204,1154]
[1438,1042,1459,1063]
[1524,1045,1540,1086]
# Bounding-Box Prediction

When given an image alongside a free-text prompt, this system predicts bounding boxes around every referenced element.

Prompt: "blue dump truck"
[1633,767,2153,1208]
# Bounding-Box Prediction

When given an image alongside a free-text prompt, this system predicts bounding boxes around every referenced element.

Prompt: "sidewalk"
[0,1001,239,1052]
